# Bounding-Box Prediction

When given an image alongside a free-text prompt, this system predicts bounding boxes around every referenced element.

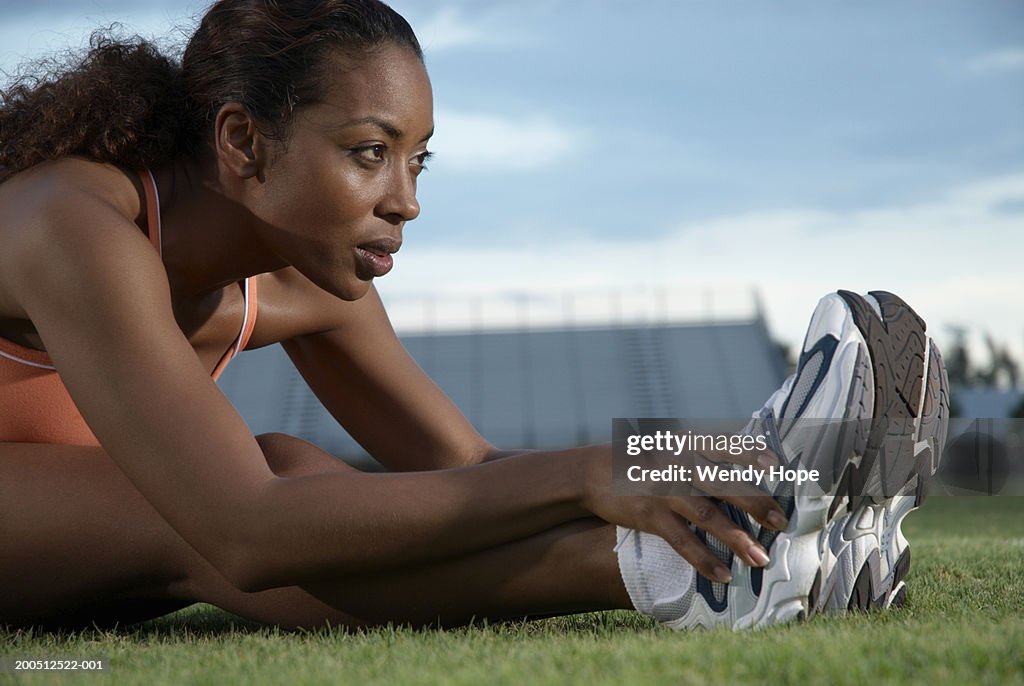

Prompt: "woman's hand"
[579,444,787,583]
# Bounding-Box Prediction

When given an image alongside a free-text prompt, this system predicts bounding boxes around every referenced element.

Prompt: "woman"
[0,0,946,631]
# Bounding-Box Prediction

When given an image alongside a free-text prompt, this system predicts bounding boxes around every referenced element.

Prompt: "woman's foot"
[617,290,949,630]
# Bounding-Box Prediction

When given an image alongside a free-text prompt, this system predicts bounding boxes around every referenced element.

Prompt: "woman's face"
[253,43,434,300]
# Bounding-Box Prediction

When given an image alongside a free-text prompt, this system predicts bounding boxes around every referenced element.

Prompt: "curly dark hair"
[0,0,422,178]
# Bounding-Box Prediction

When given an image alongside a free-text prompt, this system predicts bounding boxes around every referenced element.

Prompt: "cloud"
[378,173,1024,364]
[414,6,487,52]
[411,5,529,53]
[428,108,587,173]
[965,47,1024,74]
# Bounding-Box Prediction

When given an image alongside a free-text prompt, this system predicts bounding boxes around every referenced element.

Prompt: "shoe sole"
[835,290,930,511]
[811,293,949,615]
[854,337,948,613]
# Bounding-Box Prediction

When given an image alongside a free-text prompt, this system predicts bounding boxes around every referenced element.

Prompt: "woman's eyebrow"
[331,116,433,143]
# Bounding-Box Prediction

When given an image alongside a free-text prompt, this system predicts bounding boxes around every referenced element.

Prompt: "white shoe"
[633,291,888,629]
[620,290,946,629]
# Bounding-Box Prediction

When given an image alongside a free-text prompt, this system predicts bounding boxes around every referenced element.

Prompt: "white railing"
[378,284,766,335]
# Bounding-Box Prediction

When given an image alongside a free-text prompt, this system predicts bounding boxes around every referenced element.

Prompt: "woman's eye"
[355,145,387,163]
[412,150,433,171]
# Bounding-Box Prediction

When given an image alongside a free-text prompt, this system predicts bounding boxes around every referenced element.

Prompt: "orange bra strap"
[210,277,259,381]
[211,348,232,381]
[139,169,162,256]
[238,276,259,352]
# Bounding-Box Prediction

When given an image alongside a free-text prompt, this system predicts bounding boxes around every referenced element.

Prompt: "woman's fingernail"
[748,545,770,567]
[758,453,778,469]
[714,565,733,583]
[767,511,788,531]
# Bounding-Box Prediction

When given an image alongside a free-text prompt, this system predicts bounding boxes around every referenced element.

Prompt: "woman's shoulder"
[0,157,143,223]
[0,157,157,318]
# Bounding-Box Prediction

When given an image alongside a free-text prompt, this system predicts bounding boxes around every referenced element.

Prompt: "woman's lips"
[354,246,395,277]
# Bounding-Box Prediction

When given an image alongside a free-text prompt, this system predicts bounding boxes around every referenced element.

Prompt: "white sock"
[614,526,696,623]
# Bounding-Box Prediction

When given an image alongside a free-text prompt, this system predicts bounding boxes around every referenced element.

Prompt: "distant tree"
[944,326,1021,389]
[945,326,971,385]
[982,333,1021,388]
[997,344,1020,388]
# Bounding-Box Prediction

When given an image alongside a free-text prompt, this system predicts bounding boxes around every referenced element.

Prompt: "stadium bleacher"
[218,315,788,465]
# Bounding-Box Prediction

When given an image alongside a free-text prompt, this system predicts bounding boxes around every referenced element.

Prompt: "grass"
[3,497,1023,686]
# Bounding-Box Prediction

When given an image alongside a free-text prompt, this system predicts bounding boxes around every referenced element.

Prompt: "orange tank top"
[0,169,259,445]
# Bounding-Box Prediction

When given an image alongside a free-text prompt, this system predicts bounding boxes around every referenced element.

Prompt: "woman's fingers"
[720,493,789,532]
[678,452,788,534]
[656,497,772,575]
[649,509,734,583]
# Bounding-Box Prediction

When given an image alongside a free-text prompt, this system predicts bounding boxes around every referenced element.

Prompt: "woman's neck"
[148,157,288,299]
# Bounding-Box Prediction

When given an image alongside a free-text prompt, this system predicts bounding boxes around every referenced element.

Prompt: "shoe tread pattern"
[867,290,928,420]
[915,341,950,505]
[836,290,927,505]
[818,293,948,618]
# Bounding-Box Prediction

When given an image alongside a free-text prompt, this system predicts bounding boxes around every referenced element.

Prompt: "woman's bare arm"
[279,281,497,471]
[275,277,786,581]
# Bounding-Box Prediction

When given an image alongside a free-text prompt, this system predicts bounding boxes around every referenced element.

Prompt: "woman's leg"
[0,436,630,630]
[188,516,629,630]
[0,442,200,629]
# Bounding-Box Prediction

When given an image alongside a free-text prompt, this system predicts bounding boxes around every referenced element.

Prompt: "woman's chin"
[328,276,375,301]
[294,262,374,301]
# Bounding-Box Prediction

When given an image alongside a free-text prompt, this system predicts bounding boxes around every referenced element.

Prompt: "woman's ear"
[214,102,263,180]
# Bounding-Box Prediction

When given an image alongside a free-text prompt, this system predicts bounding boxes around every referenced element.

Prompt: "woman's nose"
[377,167,420,223]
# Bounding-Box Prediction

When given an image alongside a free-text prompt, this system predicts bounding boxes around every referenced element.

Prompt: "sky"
[1,0,1022,368]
